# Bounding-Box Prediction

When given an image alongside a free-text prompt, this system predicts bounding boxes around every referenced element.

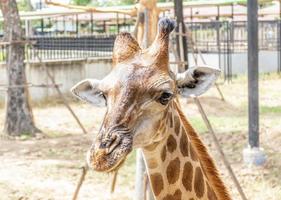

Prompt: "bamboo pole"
[31,44,88,134]
[110,170,118,193]
[72,165,89,200]
[45,68,88,134]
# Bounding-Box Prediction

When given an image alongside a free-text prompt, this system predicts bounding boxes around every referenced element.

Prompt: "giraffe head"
[71,18,220,172]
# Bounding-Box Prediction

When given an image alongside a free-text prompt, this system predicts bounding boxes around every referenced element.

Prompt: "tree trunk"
[0,0,40,136]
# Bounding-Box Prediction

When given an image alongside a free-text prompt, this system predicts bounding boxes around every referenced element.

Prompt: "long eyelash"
[101,93,107,106]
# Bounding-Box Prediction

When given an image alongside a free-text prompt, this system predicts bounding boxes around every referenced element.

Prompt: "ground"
[0,73,280,200]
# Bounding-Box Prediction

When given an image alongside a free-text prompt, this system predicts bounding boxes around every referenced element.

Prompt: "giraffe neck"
[141,101,231,200]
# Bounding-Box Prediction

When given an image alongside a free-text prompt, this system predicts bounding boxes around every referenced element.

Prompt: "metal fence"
[27,34,116,60]
[186,20,281,78]
[186,20,281,53]
[0,34,116,62]
[1,20,281,76]
[0,11,134,62]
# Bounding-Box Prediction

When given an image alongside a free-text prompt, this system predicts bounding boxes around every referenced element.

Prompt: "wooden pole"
[31,45,88,134]
[45,69,88,134]
[72,165,89,200]
[110,170,118,193]
[174,0,188,71]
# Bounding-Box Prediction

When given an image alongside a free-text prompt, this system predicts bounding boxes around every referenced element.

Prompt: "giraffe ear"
[176,65,221,97]
[113,32,141,65]
[71,79,106,107]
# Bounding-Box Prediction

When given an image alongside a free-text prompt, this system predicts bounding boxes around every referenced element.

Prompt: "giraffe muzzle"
[87,133,133,172]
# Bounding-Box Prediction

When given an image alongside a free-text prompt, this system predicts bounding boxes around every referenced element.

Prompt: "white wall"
[187,51,279,75]
[1,51,279,102]
[0,58,112,102]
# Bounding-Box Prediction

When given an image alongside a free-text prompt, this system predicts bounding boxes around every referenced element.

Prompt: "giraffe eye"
[158,92,173,105]
[98,92,107,106]
[101,93,107,101]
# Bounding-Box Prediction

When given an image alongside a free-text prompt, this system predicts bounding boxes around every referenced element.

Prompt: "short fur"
[175,102,232,200]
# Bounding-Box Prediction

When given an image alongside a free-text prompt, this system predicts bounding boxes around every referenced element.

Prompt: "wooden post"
[90,13,94,34]
[72,165,89,200]
[40,0,44,34]
[76,14,79,35]
[231,3,234,19]
[174,0,188,71]
[179,23,185,69]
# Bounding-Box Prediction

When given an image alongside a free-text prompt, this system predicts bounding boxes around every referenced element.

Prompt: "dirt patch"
[1,129,280,200]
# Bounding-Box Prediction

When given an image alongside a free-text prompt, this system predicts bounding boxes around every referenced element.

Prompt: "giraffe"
[71,18,232,200]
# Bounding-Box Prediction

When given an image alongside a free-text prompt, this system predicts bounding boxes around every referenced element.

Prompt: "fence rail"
[186,20,281,53]
[28,34,115,60]
[185,20,281,78]
[1,20,281,76]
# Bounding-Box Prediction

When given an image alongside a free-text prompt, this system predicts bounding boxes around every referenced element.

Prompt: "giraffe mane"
[174,101,232,200]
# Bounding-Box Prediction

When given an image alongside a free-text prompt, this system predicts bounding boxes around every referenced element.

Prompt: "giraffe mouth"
[87,135,133,172]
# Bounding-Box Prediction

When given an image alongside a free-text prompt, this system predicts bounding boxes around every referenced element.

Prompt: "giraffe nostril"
[99,142,108,149]
[106,136,121,155]
[99,135,117,149]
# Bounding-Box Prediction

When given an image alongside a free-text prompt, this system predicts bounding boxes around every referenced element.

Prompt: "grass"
[260,105,281,114]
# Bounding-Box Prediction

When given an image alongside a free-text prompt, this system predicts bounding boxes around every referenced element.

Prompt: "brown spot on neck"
[161,145,167,162]
[166,157,180,184]
[180,128,189,157]
[150,173,164,196]
[167,134,177,153]
[194,167,205,198]
[190,144,198,161]
[162,189,182,200]
[173,115,181,136]
[182,161,193,192]
[147,158,158,169]
[174,102,232,200]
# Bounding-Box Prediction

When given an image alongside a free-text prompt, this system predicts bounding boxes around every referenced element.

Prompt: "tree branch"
[45,0,137,17]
